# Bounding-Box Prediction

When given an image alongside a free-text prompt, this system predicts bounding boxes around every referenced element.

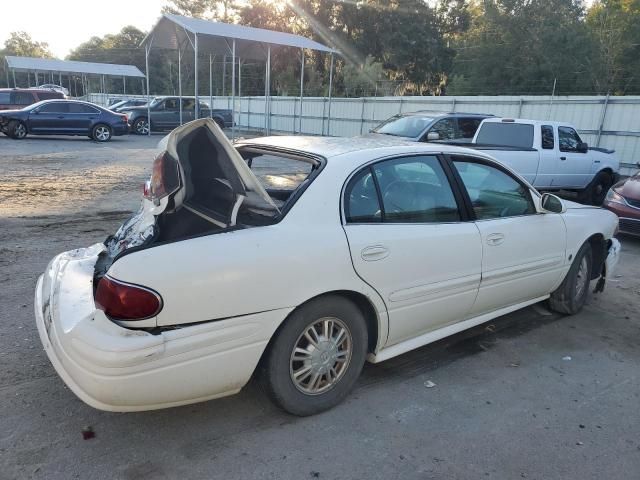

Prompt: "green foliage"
[4,0,640,95]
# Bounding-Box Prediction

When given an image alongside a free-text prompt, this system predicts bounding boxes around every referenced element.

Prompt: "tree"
[162,0,240,22]
[448,0,593,95]
[4,31,52,58]
[586,0,640,94]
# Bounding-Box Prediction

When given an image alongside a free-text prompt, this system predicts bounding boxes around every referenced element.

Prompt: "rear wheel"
[9,120,27,139]
[133,117,150,135]
[579,171,612,206]
[549,242,592,315]
[260,295,368,416]
[91,124,112,142]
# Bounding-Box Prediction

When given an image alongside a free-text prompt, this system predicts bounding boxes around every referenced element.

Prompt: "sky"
[0,0,166,58]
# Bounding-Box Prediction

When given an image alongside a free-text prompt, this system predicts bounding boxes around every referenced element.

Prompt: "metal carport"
[141,14,338,137]
[4,56,146,99]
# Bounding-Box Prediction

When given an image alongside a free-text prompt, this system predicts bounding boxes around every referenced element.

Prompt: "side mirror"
[577,142,588,153]
[426,131,440,141]
[540,193,566,214]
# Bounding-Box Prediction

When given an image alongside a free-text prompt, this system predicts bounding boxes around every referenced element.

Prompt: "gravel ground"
[0,133,639,480]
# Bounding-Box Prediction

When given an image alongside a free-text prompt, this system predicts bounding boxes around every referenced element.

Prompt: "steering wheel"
[382,180,413,212]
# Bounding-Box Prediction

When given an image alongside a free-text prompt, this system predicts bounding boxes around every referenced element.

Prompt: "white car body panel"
[472,118,620,190]
[34,134,622,412]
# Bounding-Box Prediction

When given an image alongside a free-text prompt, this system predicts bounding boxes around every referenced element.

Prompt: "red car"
[0,88,65,111]
[604,172,640,236]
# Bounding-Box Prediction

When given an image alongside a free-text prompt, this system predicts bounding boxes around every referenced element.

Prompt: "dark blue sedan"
[0,99,129,142]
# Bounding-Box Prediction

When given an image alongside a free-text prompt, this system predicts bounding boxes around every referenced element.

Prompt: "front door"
[554,126,592,188]
[451,156,567,315]
[342,154,482,347]
[29,102,70,134]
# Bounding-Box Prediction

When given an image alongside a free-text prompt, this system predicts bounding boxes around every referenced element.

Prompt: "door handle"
[560,156,567,160]
[486,233,505,246]
[361,245,389,261]
[57,116,65,119]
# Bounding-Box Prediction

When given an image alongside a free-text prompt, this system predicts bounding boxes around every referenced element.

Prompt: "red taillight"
[120,114,128,122]
[147,151,180,202]
[95,276,162,321]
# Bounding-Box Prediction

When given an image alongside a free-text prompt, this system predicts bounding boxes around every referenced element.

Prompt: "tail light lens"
[95,276,162,321]
[145,151,180,203]
[120,114,128,122]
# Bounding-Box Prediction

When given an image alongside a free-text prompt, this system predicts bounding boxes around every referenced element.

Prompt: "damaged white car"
[35,118,621,416]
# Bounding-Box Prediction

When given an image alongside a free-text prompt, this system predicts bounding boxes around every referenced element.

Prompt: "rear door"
[451,156,566,315]
[554,126,592,188]
[66,103,100,133]
[342,154,482,347]
[181,98,196,124]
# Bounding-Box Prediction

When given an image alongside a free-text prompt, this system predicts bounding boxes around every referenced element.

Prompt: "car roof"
[34,99,104,108]
[237,135,496,160]
[402,110,494,118]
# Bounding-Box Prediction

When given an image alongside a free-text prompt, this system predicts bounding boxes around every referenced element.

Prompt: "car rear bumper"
[35,244,291,412]
[112,124,129,136]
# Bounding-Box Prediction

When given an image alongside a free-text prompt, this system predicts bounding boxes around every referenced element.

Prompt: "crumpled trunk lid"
[101,118,278,265]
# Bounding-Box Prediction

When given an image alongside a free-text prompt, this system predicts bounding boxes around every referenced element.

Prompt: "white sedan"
[35,119,621,416]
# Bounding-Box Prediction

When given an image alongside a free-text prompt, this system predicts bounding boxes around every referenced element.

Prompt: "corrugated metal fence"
[96,93,640,175]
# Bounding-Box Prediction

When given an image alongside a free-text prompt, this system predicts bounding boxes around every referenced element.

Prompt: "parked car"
[0,99,128,142]
[603,172,640,236]
[37,84,69,96]
[461,118,621,205]
[368,111,493,143]
[0,88,65,111]
[122,96,233,134]
[109,98,148,112]
[35,119,621,415]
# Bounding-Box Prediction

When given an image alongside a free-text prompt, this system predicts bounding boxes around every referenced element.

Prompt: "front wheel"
[133,117,150,135]
[260,296,368,416]
[579,171,612,206]
[8,120,27,139]
[91,124,112,142]
[549,242,592,315]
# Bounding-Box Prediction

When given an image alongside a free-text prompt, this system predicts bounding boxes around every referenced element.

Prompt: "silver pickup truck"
[465,118,620,205]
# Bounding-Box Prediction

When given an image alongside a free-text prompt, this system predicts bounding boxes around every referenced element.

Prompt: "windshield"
[373,114,434,138]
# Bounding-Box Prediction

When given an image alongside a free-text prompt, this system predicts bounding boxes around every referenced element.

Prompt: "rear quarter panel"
[106,156,390,346]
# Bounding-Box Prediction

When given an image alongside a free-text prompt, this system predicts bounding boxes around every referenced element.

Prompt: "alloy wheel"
[289,317,353,395]
[14,123,26,139]
[136,120,150,135]
[95,126,111,141]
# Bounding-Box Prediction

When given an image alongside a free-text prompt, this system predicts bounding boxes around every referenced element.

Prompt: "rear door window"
[457,117,483,140]
[475,123,534,148]
[68,103,100,114]
[0,92,10,103]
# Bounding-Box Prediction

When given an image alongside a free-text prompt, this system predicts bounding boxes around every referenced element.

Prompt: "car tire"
[549,242,592,315]
[578,171,612,206]
[8,120,27,140]
[133,118,150,135]
[91,124,112,142]
[260,295,368,416]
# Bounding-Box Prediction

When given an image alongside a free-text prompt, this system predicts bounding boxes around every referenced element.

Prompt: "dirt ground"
[1,133,639,480]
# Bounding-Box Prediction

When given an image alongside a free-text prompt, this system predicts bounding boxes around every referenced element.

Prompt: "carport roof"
[4,56,146,78]
[143,14,337,60]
